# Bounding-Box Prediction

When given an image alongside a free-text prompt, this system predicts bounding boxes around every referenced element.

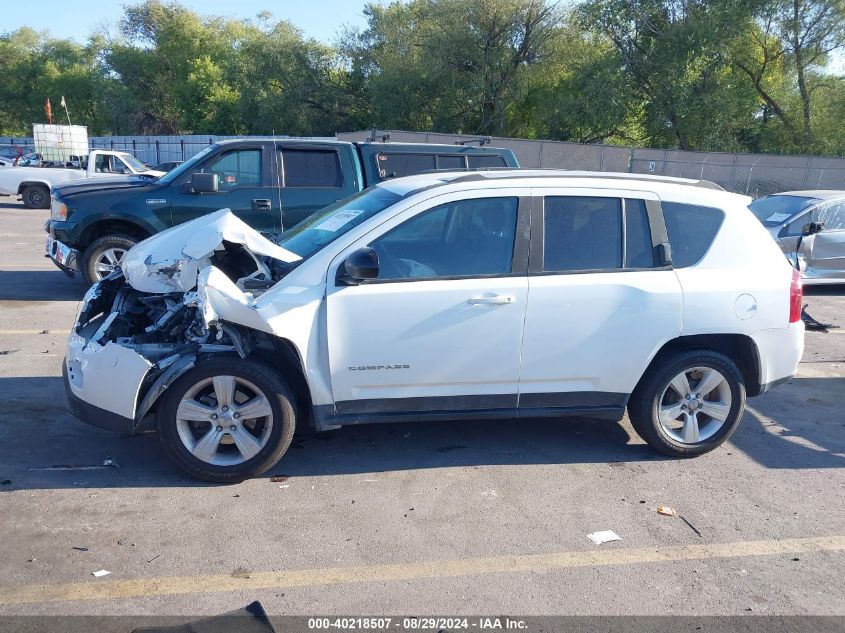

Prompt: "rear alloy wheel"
[157,357,296,482]
[628,350,746,457]
[22,185,49,209]
[80,234,137,285]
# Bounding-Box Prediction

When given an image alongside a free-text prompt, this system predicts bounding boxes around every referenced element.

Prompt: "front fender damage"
[66,209,302,433]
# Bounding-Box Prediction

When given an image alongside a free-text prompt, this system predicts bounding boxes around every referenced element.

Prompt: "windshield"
[278,186,402,258]
[119,153,149,172]
[749,195,817,226]
[157,145,216,185]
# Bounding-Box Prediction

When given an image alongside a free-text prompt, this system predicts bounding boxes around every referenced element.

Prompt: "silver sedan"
[749,190,845,285]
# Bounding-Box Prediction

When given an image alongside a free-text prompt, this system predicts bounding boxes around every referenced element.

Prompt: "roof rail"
[443,169,725,191]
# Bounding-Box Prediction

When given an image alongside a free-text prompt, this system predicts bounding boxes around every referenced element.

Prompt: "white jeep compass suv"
[64,170,804,482]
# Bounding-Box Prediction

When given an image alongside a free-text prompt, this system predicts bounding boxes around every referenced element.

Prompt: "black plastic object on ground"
[131,601,277,633]
[801,304,838,332]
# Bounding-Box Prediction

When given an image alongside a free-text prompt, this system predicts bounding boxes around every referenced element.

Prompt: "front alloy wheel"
[157,357,296,482]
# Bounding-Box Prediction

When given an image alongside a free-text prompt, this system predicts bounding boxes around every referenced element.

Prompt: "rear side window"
[282,149,342,188]
[468,154,507,168]
[377,153,436,178]
[662,202,725,268]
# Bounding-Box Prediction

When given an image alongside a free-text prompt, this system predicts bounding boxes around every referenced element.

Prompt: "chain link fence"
[3,130,844,196]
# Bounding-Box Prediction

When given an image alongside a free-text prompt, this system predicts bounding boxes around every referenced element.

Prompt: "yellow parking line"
[0,329,70,335]
[0,535,842,606]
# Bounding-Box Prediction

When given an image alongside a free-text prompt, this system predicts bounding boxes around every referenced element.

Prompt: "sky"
[1,0,374,44]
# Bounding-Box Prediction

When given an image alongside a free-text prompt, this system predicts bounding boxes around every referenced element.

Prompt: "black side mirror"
[337,247,379,285]
[802,221,824,236]
[190,172,218,193]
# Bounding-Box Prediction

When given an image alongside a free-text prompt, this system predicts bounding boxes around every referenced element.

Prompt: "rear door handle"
[467,294,515,305]
[252,198,272,210]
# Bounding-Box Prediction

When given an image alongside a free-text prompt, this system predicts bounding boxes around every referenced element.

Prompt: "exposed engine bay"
[76,240,294,360]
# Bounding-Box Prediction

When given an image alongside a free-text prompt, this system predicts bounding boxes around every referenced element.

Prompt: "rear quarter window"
[662,202,725,268]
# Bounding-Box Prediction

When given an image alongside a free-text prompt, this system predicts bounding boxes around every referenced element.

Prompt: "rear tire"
[156,356,296,483]
[80,234,137,285]
[627,350,746,457]
[21,185,49,209]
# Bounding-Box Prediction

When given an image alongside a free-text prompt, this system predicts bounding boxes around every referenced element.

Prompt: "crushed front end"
[64,209,301,434]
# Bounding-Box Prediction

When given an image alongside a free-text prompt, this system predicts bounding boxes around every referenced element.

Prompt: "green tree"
[579,0,763,151]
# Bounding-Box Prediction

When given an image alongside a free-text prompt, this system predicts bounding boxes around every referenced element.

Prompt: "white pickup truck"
[0,149,164,208]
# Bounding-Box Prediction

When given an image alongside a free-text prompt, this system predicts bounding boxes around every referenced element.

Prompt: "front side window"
[662,202,725,268]
[201,149,262,190]
[282,149,342,188]
[371,197,518,280]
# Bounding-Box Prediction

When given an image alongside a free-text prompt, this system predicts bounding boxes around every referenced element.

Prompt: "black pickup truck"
[45,138,519,284]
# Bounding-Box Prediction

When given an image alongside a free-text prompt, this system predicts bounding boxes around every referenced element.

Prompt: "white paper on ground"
[587,530,622,545]
[92,569,111,577]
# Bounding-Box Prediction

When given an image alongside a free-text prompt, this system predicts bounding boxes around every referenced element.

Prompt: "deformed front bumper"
[64,327,154,434]
[63,362,137,434]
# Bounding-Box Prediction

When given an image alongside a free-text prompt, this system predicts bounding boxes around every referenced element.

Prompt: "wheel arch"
[247,331,314,431]
[79,219,152,248]
[636,333,762,398]
[17,180,51,194]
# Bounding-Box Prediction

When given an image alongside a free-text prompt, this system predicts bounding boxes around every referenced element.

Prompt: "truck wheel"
[21,185,49,209]
[81,234,137,285]
[156,356,296,483]
[627,350,746,457]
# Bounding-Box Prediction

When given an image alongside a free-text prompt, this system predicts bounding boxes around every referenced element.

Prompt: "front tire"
[628,350,746,457]
[80,234,137,285]
[22,185,49,209]
[156,356,296,483]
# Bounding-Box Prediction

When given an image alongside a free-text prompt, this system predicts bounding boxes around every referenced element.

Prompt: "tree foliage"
[0,0,843,155]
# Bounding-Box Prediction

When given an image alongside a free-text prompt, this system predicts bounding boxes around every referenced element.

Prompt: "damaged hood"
[121,208,301,293]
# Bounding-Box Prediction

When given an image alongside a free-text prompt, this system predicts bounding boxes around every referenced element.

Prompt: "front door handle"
[252,198,272,210]
[467,294,515,305]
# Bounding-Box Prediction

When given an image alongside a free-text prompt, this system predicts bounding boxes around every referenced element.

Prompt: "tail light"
[789,268,803,323]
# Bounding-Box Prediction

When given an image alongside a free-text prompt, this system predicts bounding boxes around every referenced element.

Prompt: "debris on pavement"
[91,569,111,578]
[147,554,161,563]
[680,515,703,537]
[72,546,89,552]
[270,476,289,483]
[657,505,677,517]
[587,530,622,545]
[802,305,838,331]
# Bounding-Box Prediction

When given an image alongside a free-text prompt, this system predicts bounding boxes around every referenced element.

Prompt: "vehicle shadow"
[0,270,86,301]
[0,375,662,491]
[731,377,845,469]
[2,374,842,491]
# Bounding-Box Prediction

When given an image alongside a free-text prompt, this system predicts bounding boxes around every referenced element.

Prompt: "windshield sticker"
[314,210,363,232]
[766,213,792,223]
